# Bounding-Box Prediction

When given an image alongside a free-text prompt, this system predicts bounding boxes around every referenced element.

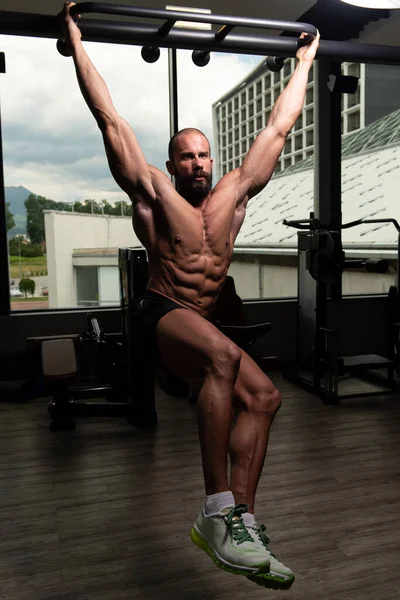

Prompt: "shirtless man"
[58,2,319,589]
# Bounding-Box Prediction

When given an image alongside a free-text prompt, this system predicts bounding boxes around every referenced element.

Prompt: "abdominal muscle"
[146,244,232,318]
[132,174,239,318]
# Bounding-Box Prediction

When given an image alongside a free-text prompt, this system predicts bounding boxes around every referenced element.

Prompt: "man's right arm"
[58,2,155,201]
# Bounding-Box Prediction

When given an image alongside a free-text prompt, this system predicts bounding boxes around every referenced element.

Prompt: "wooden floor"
[1,374,400,600]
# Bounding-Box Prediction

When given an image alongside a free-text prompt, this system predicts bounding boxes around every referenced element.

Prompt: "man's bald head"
[168,128,211,163]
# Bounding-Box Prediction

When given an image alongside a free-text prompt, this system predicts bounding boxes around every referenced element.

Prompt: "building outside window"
[212,59,400,181]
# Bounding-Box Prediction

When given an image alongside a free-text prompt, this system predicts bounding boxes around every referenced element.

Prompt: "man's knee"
[248,380,282,417]
[206,335,242,379]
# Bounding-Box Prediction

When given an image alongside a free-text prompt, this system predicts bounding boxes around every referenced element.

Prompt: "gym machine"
[283,215,400,403]
[27,247,157,431]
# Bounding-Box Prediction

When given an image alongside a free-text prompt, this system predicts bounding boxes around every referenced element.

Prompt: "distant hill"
[5,185,33,236]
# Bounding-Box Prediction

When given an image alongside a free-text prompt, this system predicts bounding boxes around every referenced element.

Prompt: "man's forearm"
[70,38,117,127]
[268,60,312,137]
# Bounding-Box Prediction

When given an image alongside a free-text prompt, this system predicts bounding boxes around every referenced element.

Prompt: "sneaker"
[190,503,270,579]
[247,523,295,590]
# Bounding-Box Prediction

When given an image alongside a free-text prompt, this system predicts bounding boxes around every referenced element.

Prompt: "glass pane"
[3,34,169,311]
[341,62,400,296]
[76,266,98,307]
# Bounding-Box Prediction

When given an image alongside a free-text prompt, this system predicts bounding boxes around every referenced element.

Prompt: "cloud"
[0,34,260,203]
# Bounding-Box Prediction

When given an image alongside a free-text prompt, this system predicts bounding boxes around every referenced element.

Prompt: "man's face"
[167,132,213,204]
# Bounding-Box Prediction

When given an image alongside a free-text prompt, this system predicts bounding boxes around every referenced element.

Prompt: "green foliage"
[8,236,43,257]
[25,194,64,244]
[6,202,15,231]
[8,255,47,279]
[20,243,44,258]
[71,199,132,216]
[8,235,24,256]
[112,201,132,217]
[25,193,133,245]
[19,277,36,298]
[9,255,46,265]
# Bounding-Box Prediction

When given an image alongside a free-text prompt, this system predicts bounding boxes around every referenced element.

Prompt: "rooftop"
[236,108,400,249]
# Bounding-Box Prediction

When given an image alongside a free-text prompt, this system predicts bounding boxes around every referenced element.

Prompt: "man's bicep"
[238,126,286,200]
[101,117,155,199]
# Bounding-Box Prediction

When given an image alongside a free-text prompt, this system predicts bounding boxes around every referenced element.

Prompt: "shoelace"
[254,524,277,558]
[224,503,254,545]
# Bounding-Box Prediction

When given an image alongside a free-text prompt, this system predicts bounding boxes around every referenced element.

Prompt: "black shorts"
[131,291,188,368]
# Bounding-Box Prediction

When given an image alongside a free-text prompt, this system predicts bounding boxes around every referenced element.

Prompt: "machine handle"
[283,218,321,230]
[342,217,400,232]
[285,217,400,233]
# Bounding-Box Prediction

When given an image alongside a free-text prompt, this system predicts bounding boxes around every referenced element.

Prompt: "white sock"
[205,491,235,515]
[242,512,256,527]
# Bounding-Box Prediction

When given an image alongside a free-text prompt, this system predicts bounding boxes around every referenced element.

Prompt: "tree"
[19,277,35,298]
[6,202,15,231]
[102,200,113,215]
[25,194,58,244]
[71,201,83,212]
[9,236,43,257]
[9,235,23,256]
[83,199,102,214]
[112,201,132,217]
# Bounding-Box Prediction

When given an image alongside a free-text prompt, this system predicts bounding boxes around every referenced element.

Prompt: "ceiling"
[0,0,398,47]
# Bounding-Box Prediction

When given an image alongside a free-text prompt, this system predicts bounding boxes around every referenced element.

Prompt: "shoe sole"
[247,570,295,591]
[190,527,295,591]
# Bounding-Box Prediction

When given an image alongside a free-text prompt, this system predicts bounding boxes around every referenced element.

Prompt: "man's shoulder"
[213,167,241,192]
[148,165,174,189]
[148,164,168,178]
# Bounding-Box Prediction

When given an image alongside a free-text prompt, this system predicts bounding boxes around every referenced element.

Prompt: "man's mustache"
[192,170,209,178]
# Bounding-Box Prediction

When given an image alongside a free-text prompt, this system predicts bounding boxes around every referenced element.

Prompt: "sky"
[0,34,260,205]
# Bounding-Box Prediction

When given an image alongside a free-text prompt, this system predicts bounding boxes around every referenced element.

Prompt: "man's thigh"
[155,308,230,382]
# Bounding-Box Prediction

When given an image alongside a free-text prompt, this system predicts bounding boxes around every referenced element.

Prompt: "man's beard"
[176,170,213,205]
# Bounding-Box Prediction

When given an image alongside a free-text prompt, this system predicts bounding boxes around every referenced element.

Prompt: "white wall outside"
[228,260,259,298]
[44,211,140,309]
[262,264,298,298]
[230,258,395,300]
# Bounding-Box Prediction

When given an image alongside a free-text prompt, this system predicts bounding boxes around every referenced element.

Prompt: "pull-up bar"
[0,3,399,66]
[57,2,316,65]
[67,2,317,38]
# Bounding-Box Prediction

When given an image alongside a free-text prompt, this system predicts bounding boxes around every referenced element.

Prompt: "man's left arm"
[236,32,320,204]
